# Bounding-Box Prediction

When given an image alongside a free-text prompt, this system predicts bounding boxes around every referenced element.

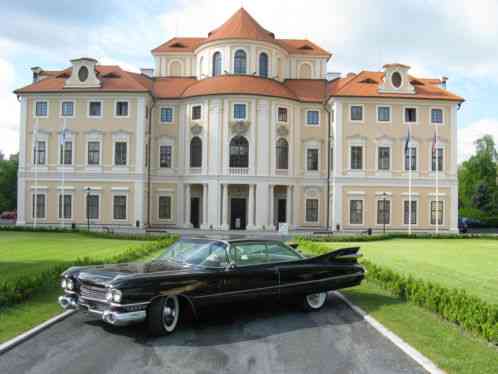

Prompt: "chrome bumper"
[58,294,147,326]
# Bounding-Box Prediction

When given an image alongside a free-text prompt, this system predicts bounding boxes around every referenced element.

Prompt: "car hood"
[74,260,195,286]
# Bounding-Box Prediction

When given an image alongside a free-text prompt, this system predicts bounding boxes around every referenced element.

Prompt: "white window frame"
[376,105,392,124]
[59,100,76,118]
[86,136,103,168]
[232,46,249,74]
[402,198,419,226]
[305,109,321,127]
[375,194,392,226]
[191,104,203,121]
[159,144,173,169]
[114,100,130,118]
[87,100,103,119]
[348,143,365,173]
[157,193,174,223]
[376,144,392,173]
[112,192,129,222]
[57,192,73,221]
[276,106,289,123]
[58,131,75,167]
[304,142,320,174]
[403,141,419,174]
[430,107,445,126]
[112,132,130,168]
[32,132,49,167]
[304,198,320,224]
[31,191,47,220]
[33,100,49,118]
[429,144,445,174]
[348,197,365,226]
[403,106,419,125]
[232,102,248,121]
[159,106,175,124]
[429,199,445,226]
[85,189,102,222]
[349,104,364,123]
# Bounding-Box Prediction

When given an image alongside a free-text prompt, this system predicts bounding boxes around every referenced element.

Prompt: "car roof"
[182,236,285,244]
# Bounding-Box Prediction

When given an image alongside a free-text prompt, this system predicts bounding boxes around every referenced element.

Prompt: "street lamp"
[86,187,91,232]
[381,192,388,235]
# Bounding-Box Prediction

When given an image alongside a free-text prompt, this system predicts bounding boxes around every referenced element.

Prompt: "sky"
[1,0,497,162]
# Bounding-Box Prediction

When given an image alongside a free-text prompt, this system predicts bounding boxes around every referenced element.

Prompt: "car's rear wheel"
[303,292,328,311]
[148,295,180,335]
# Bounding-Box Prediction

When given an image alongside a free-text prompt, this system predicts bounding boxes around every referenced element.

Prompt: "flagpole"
[435,125,439,234]
[407,124,412,235]
[61,118,66,230]
[33,118,39,229]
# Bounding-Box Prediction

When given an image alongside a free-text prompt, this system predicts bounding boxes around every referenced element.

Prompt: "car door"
[219,242,279,302]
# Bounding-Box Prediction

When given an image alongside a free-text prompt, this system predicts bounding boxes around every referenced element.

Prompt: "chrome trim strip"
[80,295,108,303]
[110,301,150,307]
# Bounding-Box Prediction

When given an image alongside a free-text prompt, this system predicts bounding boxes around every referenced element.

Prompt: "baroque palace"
[14,8,463,232]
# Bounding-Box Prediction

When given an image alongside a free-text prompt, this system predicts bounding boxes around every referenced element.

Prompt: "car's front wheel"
[303,292,328,311]
[148,295,180,335]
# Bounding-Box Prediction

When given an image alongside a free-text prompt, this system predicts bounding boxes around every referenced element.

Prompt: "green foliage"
[0,235,178,308]
[294,232,498,243]
[0,159,18,212]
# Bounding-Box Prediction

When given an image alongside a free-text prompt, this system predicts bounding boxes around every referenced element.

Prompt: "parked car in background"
[458,218,469,233]
[58,238,365,335]
[0,210,16,220]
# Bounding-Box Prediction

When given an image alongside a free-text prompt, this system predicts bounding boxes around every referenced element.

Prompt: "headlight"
[66,278,74,290]
[105,288,122,303]
[61,278,67,289]
[105,289,113,302]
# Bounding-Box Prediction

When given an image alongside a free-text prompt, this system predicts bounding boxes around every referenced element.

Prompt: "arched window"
[229,136,249,167]
[234,49,247,74]
[212,52,222,76]
[199,56,204,76]
[190,137,202,168]
[259,52,268,78]
[276,138,289,170]
[299,63,312,79]
[169,61,182,76]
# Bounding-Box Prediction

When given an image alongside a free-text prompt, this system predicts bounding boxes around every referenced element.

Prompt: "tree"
[0,150,4,161]
[0,158,18,212]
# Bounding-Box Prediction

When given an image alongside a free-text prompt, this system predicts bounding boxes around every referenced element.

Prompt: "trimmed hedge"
[0,235,178,308]
[295,232,498,243]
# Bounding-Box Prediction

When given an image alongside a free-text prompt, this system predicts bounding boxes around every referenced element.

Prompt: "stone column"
[286,185,292,225]
[255,182,269,230]
[247,184,256,230]
[184,184,193,228]
[221,183,230,231]
[269,184,275,230]
[200,183,209,230]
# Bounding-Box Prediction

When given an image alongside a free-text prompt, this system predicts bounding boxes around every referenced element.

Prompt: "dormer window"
[78,66,89,82]
[391,71,402,88]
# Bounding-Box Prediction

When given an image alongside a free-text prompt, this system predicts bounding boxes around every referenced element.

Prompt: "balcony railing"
[229,167,249,176]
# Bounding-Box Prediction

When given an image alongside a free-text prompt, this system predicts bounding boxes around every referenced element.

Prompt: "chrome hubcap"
[162,296,179,331]
[306,292,327,308]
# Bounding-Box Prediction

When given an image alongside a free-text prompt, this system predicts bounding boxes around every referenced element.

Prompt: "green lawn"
[320,239,498,304]
[343,281,498,374]
[0,231,147,283]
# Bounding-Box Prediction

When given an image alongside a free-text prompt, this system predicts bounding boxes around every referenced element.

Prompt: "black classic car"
[59,238,365,335]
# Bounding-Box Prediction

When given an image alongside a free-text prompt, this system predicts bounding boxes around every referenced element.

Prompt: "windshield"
[157,239,229,267]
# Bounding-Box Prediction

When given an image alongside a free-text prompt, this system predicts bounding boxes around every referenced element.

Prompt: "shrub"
[294,232,498,243]
[0,235,178,308]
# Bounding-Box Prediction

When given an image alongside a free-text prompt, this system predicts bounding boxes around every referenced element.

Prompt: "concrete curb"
[0,310,76,355]
[334,291,445,374]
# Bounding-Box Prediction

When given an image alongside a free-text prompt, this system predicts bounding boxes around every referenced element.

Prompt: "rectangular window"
[351,146,363,170]
[159,196,172,220]
[87,141,100,165]
[233,104,247,120]
[60,141,73,165]
[431,108,443,124]
[430,201,444,225]
[114,142,127,166]
[278,107,288,122]
[405,107,417,123]
[35,101,48,117]
[377,200,391,225]
[305,199,319,222]
[32,194,45,219]
[113,195,127,220]
[377,106,391,122]
[160,107,173,123]
[432,148,444,172]
[192,105,202,120]
[378,147,390,171]
[61,101,74,117]
[306,110,319,125]
[405,147,417,171]
[404,200,417,225]
[115,101,129,117]
[89,101,102,117]
[34,141,46,165]
[58,194,72,219]
[350,200,363,224]
[350,105,363,121]
[86,195,99,220]
[306,148,319,171]
[160,145,172,168]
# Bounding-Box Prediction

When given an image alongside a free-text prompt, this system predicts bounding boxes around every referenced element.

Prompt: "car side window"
[266,243,302,263]
[230,243,268,266]
[184,242,228,268]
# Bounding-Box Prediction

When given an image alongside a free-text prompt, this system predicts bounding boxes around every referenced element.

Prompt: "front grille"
[80,284,107,301]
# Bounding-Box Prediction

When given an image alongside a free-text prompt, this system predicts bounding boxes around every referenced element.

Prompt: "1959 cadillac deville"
[59,238,365,335]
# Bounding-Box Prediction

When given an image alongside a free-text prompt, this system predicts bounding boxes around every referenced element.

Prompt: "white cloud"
[0,58,20,157]
[458,118,498,162]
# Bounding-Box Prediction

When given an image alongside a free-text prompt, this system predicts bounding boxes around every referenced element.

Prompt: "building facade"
[14,8,463,232]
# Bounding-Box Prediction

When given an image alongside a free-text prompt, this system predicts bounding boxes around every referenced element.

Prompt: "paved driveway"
[0,293,426,374]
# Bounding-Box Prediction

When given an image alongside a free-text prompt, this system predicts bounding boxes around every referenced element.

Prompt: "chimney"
[31,66,43,83]
[441,76,448,89]
[140,68,154,77]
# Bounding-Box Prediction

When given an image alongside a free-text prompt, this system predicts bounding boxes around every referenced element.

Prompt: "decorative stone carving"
[191,124,203,135]
[276,125,289,137]
[230,121,250,135]
[304,186,321,198]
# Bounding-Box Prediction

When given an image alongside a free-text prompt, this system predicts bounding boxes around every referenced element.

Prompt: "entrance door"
[191,197,200,228]
[230,198,246,230]
[277,199,287,223]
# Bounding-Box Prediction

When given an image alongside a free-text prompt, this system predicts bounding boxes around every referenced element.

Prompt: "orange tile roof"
[328,71,464,102]
[151,37,206,54]
[276,39,331,57]
[152,77,197,98]
[284,79,327,102]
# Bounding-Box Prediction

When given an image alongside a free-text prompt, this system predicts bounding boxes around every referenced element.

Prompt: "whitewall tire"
[148,295,181,335]
[303,292,328,311]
